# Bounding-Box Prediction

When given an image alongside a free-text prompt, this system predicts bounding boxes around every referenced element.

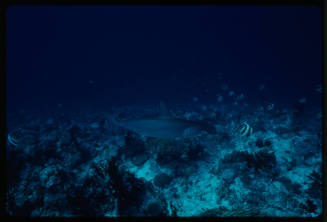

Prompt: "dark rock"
[307,170,322,199]
[300,199,317,213]
[255,139,264,148]
[132,154,148,166]
[174,164,196,178]
[218,132,231,143]
[240,174,253,187]
[124,131,135,146]
[187,143,205,160]
[107,159,147,216]
[117,112,129,120]
[146,202,165,216]
[153,173,173,188]
[246,192,262,206]
[222,150,277,177]
[263,140,272,147]
[251,150,277,175]
[294,101,305,116]
[154,140,184,166]
[199,206,228,216]
[221,169,235,184]
[69,124,82,138]
[121,132,146,158]
[256,139,272,148]
[278,176,301,195]
[60,131,72,146]
[275,126,291,135]
[222,151,252,164]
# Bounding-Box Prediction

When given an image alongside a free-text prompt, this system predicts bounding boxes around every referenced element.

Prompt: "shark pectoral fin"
[159,101,173,119]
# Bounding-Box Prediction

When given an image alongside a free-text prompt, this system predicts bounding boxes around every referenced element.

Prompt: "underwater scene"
[5,6,323,217]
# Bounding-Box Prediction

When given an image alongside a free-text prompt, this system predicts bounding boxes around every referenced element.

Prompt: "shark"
[109,101,216,139]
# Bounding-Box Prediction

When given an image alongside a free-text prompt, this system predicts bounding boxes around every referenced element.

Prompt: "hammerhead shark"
[109,101,216,139]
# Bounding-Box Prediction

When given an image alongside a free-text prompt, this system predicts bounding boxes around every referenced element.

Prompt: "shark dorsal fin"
[159,101,172,119]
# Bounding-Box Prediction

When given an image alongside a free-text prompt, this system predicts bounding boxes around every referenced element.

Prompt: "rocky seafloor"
[5,101,322,217]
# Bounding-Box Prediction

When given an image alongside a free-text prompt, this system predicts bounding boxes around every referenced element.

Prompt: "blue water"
[5,5,323,217]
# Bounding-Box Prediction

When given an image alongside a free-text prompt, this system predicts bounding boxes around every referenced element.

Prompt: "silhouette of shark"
[110,101,216,139]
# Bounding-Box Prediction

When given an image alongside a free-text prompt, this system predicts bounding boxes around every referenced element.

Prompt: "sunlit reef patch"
[5,101,322,217]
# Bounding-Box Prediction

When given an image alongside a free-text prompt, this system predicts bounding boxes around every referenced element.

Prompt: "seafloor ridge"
[5,100,322,217]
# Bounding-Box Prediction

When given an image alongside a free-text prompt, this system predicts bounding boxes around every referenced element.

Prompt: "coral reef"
[5,101,322,217]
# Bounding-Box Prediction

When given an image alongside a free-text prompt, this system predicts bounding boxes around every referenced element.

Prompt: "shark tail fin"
[159,101,172,119]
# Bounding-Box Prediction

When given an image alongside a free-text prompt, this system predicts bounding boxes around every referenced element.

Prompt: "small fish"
[316,112,322,119]
[201,105,207,111]
[193,97,199,102]
[46,119,54,125]
[237,122,253,137]
[236,94,245,101]
[315,85,322,93]
[266,103,274,111]
[258,84,265,91]
[228,91,235,96]
[221,83,229,91]
[298,97,306,104]
[217,95,223,103]
[90,122,100,128]
[258,106,264,112]
[7,134,18,147]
